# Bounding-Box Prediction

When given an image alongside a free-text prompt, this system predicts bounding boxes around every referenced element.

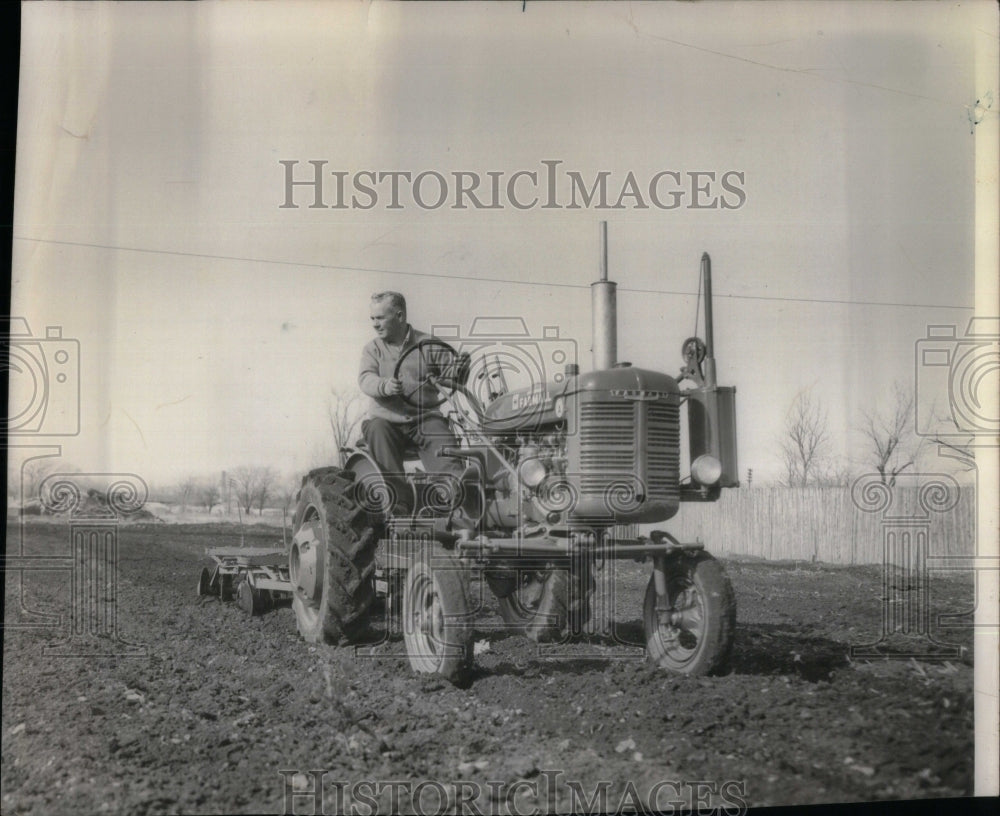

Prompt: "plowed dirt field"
[2,521,975,814]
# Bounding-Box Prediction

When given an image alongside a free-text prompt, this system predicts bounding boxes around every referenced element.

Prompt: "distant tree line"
[777,381,931,488]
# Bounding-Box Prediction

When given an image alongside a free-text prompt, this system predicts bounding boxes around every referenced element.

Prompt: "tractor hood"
[571,365,680,398]
[483,365,679,430]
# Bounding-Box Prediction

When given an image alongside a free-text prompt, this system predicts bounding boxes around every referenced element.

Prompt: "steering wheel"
[392,338,462,410]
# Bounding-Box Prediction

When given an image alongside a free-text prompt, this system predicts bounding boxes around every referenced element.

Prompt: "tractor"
[288,227,739,683]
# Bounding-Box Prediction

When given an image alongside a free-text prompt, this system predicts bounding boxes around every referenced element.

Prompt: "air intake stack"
[701,252,717,388]
[591,221,618,371]
[685,252,740,493]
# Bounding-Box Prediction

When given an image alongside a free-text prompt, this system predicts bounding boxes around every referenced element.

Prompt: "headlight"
[691,454,723,486]
[518,458,548,488]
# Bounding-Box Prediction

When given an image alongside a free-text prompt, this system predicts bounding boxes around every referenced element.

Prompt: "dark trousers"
[363,416,465,508]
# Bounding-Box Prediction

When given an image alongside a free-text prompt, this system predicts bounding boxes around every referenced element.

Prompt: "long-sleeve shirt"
[358,326,450,423]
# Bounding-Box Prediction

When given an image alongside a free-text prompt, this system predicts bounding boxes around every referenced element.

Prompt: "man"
[358,291,467,516]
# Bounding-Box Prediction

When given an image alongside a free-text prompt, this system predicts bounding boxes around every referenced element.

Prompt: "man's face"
[370,299,406,343]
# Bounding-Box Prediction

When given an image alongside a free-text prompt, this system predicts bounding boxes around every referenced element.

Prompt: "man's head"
[370,291,408,344]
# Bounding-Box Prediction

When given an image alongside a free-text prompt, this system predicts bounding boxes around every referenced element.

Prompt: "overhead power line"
[14,235,975,311]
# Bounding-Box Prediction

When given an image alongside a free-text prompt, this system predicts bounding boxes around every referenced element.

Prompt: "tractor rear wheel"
[289,468,379,644]
[643,552,735,676]
[402,550,473,684]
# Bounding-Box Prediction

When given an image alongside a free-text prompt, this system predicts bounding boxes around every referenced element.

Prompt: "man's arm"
[359,343,402,397]
[359,343,387,397]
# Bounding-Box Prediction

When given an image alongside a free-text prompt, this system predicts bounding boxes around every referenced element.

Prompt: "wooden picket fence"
[658,485,976,565]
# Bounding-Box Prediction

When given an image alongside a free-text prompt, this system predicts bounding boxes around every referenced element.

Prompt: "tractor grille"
[578,399,679,503]
[579,402,635,493]
[646,401,681,501]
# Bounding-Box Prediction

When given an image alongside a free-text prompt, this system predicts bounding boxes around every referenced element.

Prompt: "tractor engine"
[478,365,682,528]
[470,228,737,535]
[564,366,681,523]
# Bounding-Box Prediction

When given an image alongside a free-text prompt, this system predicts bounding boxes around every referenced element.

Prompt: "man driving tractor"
[286,244,738,677]
[358,290,470,517]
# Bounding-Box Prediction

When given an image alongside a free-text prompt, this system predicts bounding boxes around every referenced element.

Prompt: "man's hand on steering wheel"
[381,378,404,396]
[392,338,461,409]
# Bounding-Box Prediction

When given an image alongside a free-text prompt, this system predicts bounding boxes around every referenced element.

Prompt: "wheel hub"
[290,521,322,600]
[418,588,442,643]
[657,588,702,634]
[671,588,702,630]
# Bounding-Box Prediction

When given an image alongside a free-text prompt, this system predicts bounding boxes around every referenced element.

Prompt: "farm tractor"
[288,226,739,683]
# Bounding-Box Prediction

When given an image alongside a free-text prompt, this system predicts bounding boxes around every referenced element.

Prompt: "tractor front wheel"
[643,552,735,676]
[402,551,473,684]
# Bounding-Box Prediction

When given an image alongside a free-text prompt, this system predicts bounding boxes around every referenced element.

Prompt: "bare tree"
[178,476,198,512]
[279,473,301,515]
[780,387,831,487]
[328,388,365,467]
[12,457,83,506]
[917,396,978,474]
[19,457,59,502]
[932,436,978,472]
[230,465,276,516]
[229,467,254,516]
[255,467,278,516]
[198,480,222,514]
[859,382,927,486]
[812,462,855,488]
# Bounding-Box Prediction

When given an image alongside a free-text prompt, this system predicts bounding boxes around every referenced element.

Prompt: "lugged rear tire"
[289,467,380,644]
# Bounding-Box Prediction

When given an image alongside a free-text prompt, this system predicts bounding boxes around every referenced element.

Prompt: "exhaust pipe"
[592,221,617,371]
[701,252,717,388]
[686,251,739,491]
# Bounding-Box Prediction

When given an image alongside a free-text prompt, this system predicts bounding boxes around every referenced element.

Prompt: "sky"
[9,1,998,491]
